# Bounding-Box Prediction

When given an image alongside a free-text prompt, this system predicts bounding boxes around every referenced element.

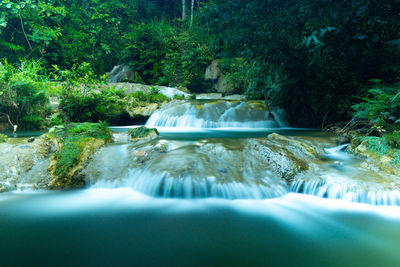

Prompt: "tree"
[0,0,65,60]
[190,0,194,27]
[182,0,186,20]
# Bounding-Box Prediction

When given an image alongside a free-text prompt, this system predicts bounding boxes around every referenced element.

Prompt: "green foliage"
[363,137,389,156]
[129,91,167,104]
[0,134,7,143]
[66,122,111,139]
[353,85,400,131]
[50,122,111,176]
[0,0,65,60]
[385,131,400,148]
[199,0,400,126]
[173,94,186,100]
[128,126,158,139]
[0,59,50,129]
[56,63,127,124]
[122,21,213,91]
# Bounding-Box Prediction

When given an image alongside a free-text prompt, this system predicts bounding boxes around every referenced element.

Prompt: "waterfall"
[290,144,400,206]
[146,100,289,128]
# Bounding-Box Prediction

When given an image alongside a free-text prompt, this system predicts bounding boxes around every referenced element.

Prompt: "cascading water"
[290,143,400,205]
[85,138,288,199]
[84,100,400,205]
[146,100,289,128]
[2,101,400,266]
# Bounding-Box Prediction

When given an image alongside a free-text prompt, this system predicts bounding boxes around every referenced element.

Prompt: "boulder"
[0,136,55,191]
[205,59,235,94]
[128,126,159,143]
[48,138,109,189]
[47,123,113,189]
[108,64,141,83]
[126,103,159,118]
[109,83,189,98]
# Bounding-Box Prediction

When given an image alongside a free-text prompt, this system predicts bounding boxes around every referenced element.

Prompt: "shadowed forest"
[0,0,399,129]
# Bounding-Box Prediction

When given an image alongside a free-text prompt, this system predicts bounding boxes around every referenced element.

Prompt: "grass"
[0,134,7,143]
[51,122,112,177]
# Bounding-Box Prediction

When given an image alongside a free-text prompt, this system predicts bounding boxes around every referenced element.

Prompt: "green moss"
[130,91,168,104]
[53,139,83,177]
[385,131,400,148]
[66,122,112,139]
[0,134,7,143]
[128,126,158,139]
[246,101,267,110]
[48,122,112,187]
[363,136,389,156]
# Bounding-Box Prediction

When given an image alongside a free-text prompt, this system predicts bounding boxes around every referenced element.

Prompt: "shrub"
[0,60,50,129]
[57,63,127,124]
[0,134,7,143]
[353,84,400,131]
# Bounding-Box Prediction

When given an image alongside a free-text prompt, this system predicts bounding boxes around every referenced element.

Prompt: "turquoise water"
[1,103,400,266]
[0,189,400,266]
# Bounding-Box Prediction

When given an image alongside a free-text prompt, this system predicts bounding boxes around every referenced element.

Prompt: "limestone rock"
[126,103,159,118]
[108,64,141,83]
[205,59,235,93]
[128,126,159,143]
[0,136,55,191]
[48,138,108,189]
[109,83,189,98]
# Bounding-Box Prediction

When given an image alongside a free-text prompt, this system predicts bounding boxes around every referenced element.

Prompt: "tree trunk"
[190,0,194,27]
[182,0,186,20]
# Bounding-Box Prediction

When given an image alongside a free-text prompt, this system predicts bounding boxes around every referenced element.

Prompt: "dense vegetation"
[0,0,399,130]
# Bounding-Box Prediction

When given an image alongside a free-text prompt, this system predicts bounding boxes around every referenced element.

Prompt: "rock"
[27,137,35,143]
[126,103,159,118]
[204,59,235,94]
[336,134,351,145]
[268,133,322,158]
[205,60,221,80]
[128,126,159,143]
[48,138,109,189]
[0,136,55,191]
[108,64,142,83]
[109,83,189,98]
[196,93,245,100]
[47,123,113,189]
[351,137,400,176]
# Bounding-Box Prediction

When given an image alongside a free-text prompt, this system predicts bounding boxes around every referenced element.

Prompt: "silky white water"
[2,101,400,266]
[146,100,289,128]
[1,189,400,266]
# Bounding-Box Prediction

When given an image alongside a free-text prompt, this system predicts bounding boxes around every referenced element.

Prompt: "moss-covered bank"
[48,122,112,189]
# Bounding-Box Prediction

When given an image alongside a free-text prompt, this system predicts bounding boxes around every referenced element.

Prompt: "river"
[1,100,399,266]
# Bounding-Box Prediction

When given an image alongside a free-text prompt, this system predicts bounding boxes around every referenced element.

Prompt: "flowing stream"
[1,100,400,266]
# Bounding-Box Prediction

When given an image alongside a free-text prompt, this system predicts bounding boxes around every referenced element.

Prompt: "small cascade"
[291,178,400,206]
[119,170,286,199]
[290,144,400,205]
[146,100,289,128]
[86,138,289,199]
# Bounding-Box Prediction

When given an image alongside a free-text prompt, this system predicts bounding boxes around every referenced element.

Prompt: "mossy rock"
[252,139,310,182]
[246,101,268,111]
[128,126,158,142]
[268,133,320,158]
[47,123,112,189]
[351,137,400,175]
[48,138,108,189]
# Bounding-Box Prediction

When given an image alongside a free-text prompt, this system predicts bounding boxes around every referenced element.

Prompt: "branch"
[19,10,32,51]
[0,112,15,127]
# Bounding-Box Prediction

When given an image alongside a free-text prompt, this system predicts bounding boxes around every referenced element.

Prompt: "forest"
[0,0,399,130]
[2,2,400,264]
